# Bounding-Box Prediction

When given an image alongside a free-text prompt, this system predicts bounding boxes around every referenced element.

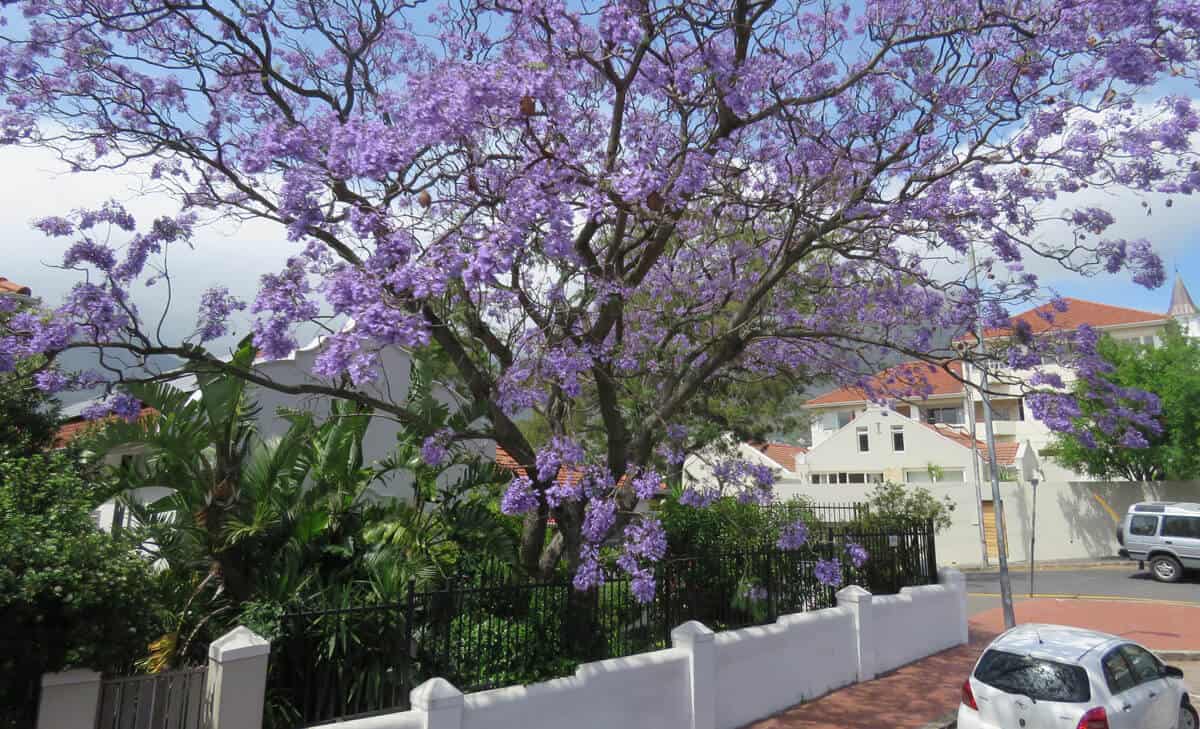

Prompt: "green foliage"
[0,453,162,726]
[1049,322,1200,481]
[0,304,61,455]
[657,493,819,553]
[859,482,955,534]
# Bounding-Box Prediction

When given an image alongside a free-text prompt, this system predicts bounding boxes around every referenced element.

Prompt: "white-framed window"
[925,406,963,425]
[856,426,869,452]
[810,472,883,485]
[891,425,905,452]
[904,467,966,484]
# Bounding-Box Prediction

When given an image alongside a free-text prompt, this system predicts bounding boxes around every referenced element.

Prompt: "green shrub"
[0,452,162,727]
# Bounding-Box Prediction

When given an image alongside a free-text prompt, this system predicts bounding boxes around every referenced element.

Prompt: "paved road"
[965,565,1200,616]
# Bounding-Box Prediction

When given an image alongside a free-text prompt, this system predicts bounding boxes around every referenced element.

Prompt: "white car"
[958,624,1197,729]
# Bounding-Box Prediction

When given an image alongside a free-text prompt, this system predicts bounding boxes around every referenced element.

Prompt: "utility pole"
[962,369,990,567]
[967,243,1017,629]
[1029,476,1040,597]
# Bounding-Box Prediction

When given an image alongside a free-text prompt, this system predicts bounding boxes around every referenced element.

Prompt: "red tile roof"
[805,361,965,407]
[972,297,1167,341]
[52,407,159,449]
[923,422,1020,465]
[0,277,31,296]
[494,446,666,493]
[749,442,807,471]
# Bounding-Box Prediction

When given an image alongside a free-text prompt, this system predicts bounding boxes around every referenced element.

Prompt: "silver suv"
[1117,502,1200,583]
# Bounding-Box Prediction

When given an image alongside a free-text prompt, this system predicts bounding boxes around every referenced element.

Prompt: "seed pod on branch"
[646,190,665,212]
[520,95,537,117]
[417,190,432,208]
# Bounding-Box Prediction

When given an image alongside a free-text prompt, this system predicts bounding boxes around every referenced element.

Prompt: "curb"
[958,560,1126,573]
[966,592,1200,608]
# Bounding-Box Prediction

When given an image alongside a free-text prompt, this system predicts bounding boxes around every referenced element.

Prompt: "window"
[925,407,963,425]
[904,470,931,484]
[1119,645,1163,685]
[891,425,905,452]
[1162,515,1200,539]
[973,650,1090,703]
[811,474,824,485]
[856,426,869,452]
[1103,650,1137,694]
[938,469,966,483]
[1129,515,1160,537]
[848,473,866,484]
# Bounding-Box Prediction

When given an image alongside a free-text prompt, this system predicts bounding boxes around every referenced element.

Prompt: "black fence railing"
[267,517,936,728]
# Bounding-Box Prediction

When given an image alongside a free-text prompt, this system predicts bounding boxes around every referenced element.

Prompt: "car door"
[1119,644,1180,728]
[1125,514,1161,560]
[1101,648,1153,729]
[1161,515,1200,568]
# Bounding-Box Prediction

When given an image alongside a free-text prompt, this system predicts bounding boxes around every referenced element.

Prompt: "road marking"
[967,592,1200,608]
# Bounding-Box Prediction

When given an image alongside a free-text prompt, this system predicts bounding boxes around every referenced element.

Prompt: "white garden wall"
[774,478,1200,567]
[319,569,968,729]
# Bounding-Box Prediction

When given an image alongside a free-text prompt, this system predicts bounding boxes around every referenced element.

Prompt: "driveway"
[966,565,1200,616]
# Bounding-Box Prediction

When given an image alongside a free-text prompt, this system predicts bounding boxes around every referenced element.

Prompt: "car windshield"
[974,649,1091,703]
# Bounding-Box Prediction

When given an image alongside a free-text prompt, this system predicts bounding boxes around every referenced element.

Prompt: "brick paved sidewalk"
[742,598,1200,729]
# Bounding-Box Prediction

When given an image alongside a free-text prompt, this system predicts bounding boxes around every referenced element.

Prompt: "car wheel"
[1150,554,1184,583]
[1181,701,1198,729]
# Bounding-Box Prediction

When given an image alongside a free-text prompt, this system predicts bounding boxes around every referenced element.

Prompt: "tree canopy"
[1,0,1197,590]
[1050,322,1200,481]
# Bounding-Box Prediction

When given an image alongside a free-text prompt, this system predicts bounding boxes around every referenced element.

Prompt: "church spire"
[1168,275,1198,317]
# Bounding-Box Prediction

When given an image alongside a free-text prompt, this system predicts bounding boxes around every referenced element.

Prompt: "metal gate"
[95,666,209,729]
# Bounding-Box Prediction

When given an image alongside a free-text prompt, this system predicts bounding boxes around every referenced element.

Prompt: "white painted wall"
[774,478,1200,567]
[713,607,857,729]
[318,572,970,729]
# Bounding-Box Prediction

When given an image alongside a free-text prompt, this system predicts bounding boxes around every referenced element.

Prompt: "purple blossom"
[196,287,246,342]
[814,558,843,588]
[777,520,809,551]
[420,428,453,466]
[845,542,869,568]
[582,498,617,543]
[33,369,68,393]
[678,487,716,508]
[630,469,661,500]
[573,546,605,591]
[630,569,656,604]
[535,436,585,483]
[500,476,539,515]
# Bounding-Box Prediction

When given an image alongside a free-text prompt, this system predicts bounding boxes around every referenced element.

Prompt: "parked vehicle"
[1116,502,1200,583]
[958,624,1196,729]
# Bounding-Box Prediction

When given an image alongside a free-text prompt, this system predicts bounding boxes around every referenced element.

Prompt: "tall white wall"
[774,478,1200,567]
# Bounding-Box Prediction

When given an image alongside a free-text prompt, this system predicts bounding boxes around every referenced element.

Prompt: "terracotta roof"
[0,277,31,296]
[749,442,807,471]
[970,297,1167,341]
[805,361,965,407]
[52,407,159,449]
[923,422,1020,466]
[494,446,666,494]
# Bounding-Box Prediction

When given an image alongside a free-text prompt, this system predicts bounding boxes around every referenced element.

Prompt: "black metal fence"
[267,518,936,727]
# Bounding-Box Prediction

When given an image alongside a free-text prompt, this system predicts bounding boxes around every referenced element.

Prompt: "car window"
[1119,645,1163,684]
[1103,650,1137,694]
[974,649,1091,703]
[1129,515,1159,536]
[1161,516,1200,539]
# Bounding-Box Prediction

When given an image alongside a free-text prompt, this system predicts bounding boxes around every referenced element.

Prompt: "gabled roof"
[749,442,807,471]
[975,297,1167,340]
[0,277,31,296]
[805,361,964,408]
[923,422,1020,466]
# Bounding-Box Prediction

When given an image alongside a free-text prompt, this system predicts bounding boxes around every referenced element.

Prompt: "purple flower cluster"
[814,558,843,588]
[777,520,809,551]
[196,287,246,342]
[612,518,668,604]
[845,542,869,569]
[630,469,661,500]
[500,476,539,515]
[420,428,453,467]
[582,498,617,543]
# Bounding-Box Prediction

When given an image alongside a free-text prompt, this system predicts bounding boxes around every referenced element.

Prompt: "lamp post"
[1029,475,1040,597]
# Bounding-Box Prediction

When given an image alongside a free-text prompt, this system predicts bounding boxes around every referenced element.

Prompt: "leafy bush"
[859,482,955,534]
[658,494,818,553]
[0,452,162,727]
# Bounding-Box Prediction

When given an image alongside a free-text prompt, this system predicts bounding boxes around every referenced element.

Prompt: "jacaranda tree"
[1,0,1196,595]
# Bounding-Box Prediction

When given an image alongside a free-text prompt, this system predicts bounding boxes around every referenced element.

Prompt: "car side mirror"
[1163,665,1184,679]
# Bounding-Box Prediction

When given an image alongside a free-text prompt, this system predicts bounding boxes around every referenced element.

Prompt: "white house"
[802,278,1199,482]
[777,405,1038,492]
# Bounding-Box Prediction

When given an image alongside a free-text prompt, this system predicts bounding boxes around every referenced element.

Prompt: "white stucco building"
[802,278,1199,482]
